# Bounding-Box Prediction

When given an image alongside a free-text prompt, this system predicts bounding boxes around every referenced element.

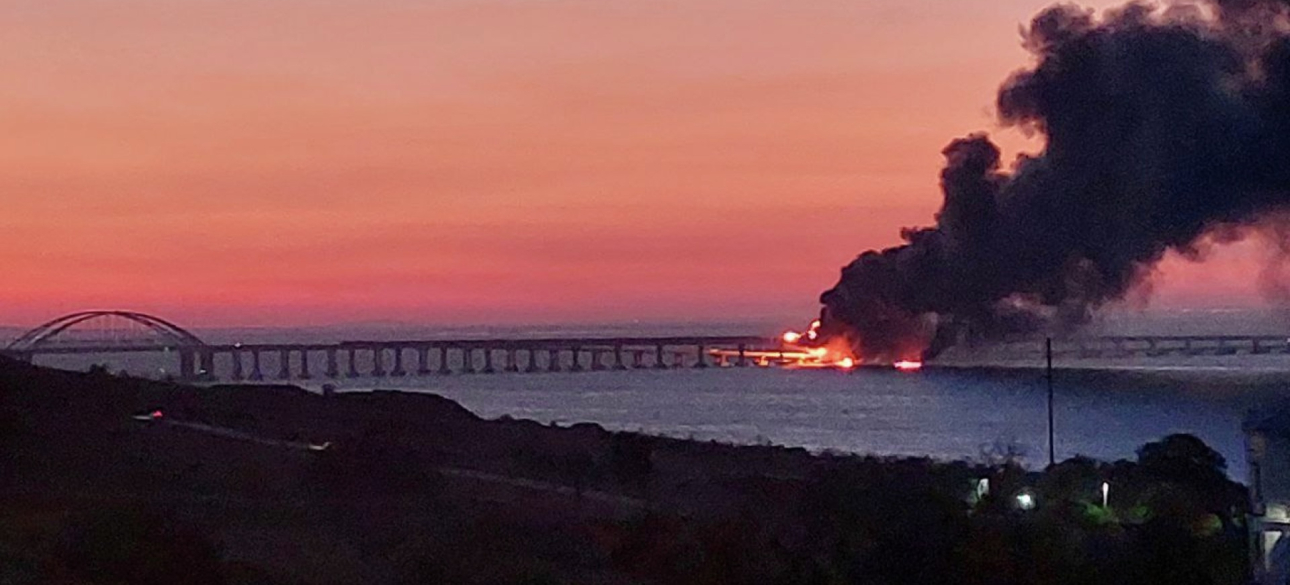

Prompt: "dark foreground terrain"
[0,358,1250,584]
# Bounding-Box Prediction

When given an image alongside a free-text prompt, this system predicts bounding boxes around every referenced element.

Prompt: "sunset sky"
[0,0,1266,328]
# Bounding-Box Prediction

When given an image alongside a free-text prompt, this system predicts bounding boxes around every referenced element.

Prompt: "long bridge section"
[995,335,1290,359]
[9,334,1290,382]
[5,335,773,382]
[6,311,1290,383]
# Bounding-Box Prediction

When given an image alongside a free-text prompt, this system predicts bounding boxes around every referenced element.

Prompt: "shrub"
[54,505,224,585]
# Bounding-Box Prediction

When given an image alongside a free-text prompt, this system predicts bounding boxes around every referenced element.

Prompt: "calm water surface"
[317,363,1287,479]
[36,309,1290,480]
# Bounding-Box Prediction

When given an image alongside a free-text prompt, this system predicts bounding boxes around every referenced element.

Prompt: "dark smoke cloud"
[820,0,1290,361]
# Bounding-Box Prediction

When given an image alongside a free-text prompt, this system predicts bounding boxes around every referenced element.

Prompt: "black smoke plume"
[820,0,1290,361]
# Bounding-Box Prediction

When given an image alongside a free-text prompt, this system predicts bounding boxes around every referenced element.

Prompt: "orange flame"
[778,320,857,370]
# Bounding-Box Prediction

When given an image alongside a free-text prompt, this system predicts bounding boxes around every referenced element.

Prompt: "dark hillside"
[0,358,1250,584]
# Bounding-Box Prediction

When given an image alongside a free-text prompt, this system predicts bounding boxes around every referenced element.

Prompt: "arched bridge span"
[6,310,206,351]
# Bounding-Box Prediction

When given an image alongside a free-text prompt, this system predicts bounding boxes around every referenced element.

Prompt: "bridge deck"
[9,334,1290,382]
[4,335,773,355]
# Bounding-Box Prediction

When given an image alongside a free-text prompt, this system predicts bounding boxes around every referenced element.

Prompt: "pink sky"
[0,0,1263,327]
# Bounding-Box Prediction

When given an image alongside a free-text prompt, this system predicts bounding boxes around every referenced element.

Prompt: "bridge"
[984,335,1290,359]
[5,311,1290,382]
[1,310,774,381]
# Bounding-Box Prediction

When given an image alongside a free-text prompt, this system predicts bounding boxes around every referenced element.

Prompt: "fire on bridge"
[0,310,849,381]
[3,311,1288,382]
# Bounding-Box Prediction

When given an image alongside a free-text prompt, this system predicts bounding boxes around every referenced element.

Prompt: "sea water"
[28,309,1290,480]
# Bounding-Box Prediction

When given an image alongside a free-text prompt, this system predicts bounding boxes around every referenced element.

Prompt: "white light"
[1101,481,1110,508]
[1016,492,1035,510]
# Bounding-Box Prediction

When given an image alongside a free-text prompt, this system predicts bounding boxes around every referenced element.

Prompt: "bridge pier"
[504,349,519,373]
[482,348,496,374]
[196,350,215,381]
[371,348,387,377]
[630,349,645,369]
[737,344,747,367]
[231,351,244,381]
[417,347,432,375]
[346,349,361,378]
[462,348,476,374]
[590,350,606,371]
[298,350,312,379]
[548,349,562,372]
[570,347,584,372]
[250,350,264,381]
[278,349,291,380]
[613,345,628,370]
[326,349,340,378]
[391,347,406,377]
[654,345,668,369]
[694,345,707,368]
[438,347,451,375]
[179,350,196,381]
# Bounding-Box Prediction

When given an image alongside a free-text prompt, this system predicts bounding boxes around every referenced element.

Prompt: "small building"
[1246,408,1290,584]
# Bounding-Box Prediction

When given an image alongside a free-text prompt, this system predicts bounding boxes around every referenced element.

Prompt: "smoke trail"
[820,0,1290,360]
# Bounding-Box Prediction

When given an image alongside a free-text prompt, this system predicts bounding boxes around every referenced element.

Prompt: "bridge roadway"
[957,335,1290,361]
[4,336,773,382]
[8,334,1290,382]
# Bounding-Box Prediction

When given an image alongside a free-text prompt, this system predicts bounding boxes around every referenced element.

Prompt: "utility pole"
[1046,337,1055,467]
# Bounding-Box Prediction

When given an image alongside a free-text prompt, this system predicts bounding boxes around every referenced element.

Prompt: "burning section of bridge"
[778,320,856,370]
[707,319,922,371]
[781,319,922,371]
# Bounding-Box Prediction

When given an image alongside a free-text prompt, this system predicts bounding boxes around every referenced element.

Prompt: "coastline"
[0,358,1253,583]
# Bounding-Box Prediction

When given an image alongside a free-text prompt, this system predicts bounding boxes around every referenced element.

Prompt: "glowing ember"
[893,360,923,372]
[806,319,821,341]
[838,357,855,369]
[151,410,164,419]
[782,331,802,343]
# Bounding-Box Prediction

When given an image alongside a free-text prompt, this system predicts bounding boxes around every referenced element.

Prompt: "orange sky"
[0,0,1264,327]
